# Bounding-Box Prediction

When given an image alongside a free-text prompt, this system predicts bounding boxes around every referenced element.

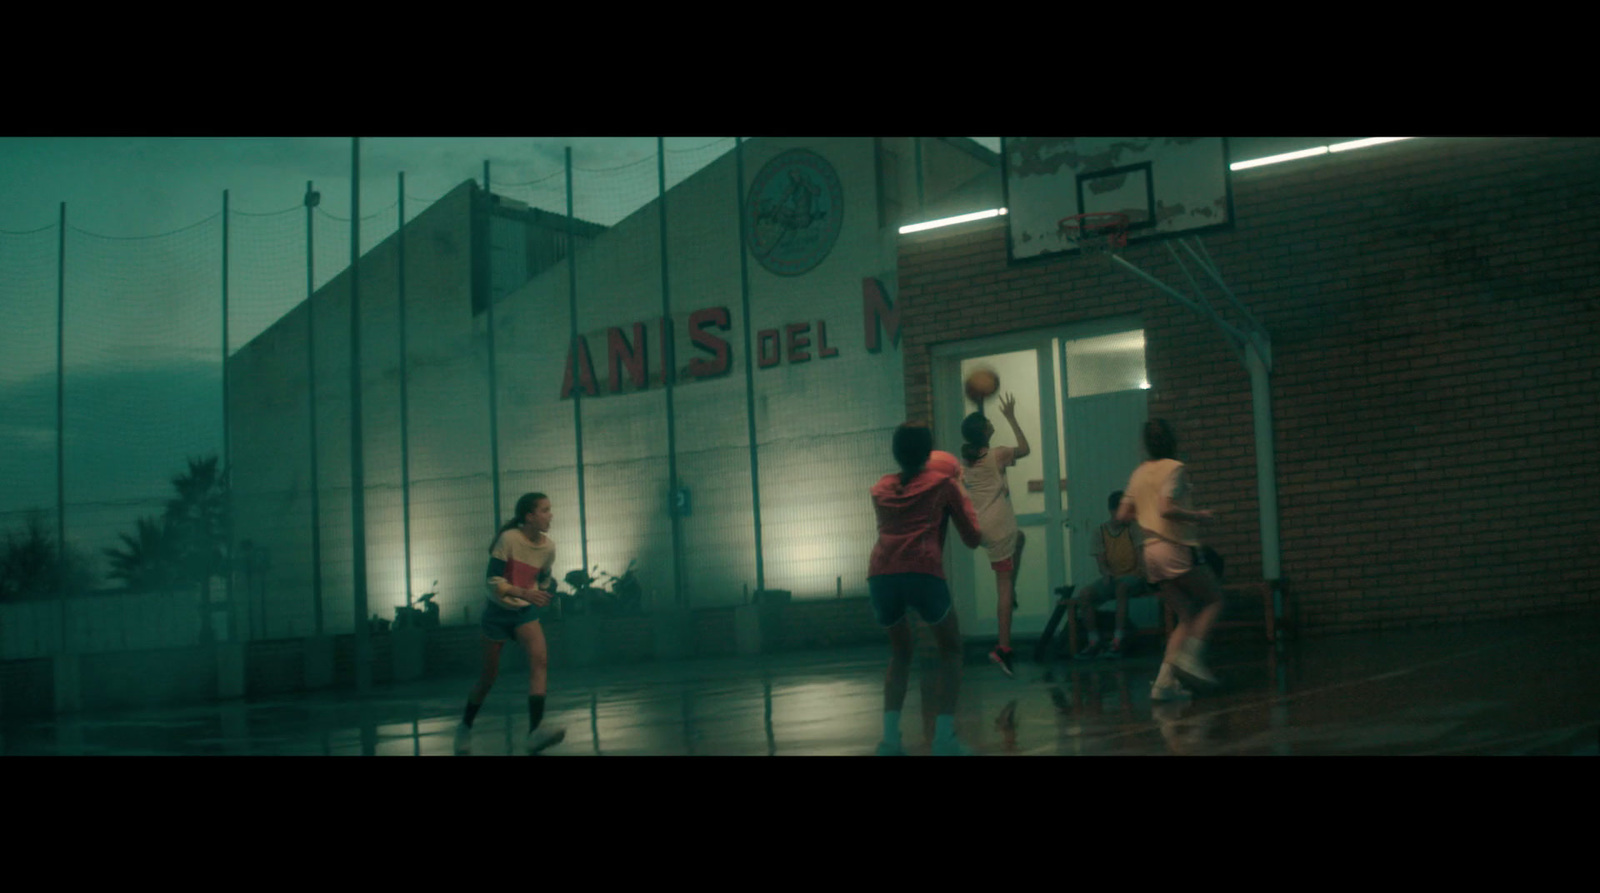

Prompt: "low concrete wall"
[0,595,892,721]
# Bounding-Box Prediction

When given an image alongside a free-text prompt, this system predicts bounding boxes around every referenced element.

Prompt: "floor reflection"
[4,612,1598,756]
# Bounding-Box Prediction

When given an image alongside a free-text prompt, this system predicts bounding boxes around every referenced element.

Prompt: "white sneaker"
[453,722,472,755]
[931,736,973,756]
[1172,649,1217,685]
[525,725,567,754]
[1150,680,1193,702]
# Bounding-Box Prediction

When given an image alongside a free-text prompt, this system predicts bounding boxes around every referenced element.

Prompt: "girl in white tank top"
[961,394,1031,678]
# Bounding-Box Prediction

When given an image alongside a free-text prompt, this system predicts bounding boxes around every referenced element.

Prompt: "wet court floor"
[4,613,1597,756]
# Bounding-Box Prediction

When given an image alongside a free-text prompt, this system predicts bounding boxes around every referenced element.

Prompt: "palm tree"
[103,515,182,592]
[1,511,96,601]
[103,455,231,636]
[164,456,231,638]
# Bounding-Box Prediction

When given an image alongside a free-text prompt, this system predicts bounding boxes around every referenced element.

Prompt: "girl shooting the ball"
[960,388,1032,678]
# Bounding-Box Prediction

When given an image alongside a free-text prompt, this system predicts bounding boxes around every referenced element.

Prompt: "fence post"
[658,138,685,610]
[483,160,502,528]
[734,139,766,595]
[398,172,413,610]
[349,137,371,693]
[567,147,589,574]
[305,180,325,638]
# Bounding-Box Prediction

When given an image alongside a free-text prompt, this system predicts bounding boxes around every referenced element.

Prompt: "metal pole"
[56,201,67,652]
[56,202,66,588]
[1162,241,1246,361]
[1112,243,1282,617]
[1111,253,1206,317]
[657,138,685,609]
[1188,238,1269,352]
[305,181,324,636]
[914,137,925,213]
[734,138,766,594]
[484,162,502,526]
[566,148,589,574]
[1248,349,1282,586]
[398,172,413,609]
[349,137,371,693]
[222,189,235,639]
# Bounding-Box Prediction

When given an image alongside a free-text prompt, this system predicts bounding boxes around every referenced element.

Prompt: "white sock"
[1087,630,1100,645]
[883,710,901,745]
[1182,638,1206,659]
[1156,662,1176,686]
[1113,627,1124,642]
[935,714,956,741]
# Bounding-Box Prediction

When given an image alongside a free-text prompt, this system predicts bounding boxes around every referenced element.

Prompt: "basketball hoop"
[1058,212,1130,256]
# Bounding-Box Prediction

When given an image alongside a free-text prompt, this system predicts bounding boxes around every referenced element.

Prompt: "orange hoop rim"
[1058,212,1130,251]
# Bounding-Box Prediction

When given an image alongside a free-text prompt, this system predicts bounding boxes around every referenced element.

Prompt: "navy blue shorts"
[868,573,953,627]
[481,601,543,642]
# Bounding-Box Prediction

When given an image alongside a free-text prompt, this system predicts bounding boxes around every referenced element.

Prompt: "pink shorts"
[991,558,1014,574]
[1141,539,1195,584]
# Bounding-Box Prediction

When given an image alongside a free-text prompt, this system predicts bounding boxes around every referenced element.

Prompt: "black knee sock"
[528,695,546,732]
[463,699,483,727]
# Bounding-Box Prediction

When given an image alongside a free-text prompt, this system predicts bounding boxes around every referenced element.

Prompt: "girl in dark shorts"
[454,492,566,755]
[868,424,983,755]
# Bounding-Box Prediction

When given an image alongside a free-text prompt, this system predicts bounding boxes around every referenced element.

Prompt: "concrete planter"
[215,642,246,699]
[558,615,603,668]
[733,605,762,655]
[392,629,426,682]
[53,653,82,714]
[651,609,697,660]
[755,590,791,654]
[304,636,335,689]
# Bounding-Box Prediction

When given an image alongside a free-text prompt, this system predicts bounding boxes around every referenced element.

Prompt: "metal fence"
[0,136,945,663]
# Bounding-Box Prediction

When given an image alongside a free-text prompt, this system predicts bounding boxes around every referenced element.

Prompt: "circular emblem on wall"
[744,149,844,277]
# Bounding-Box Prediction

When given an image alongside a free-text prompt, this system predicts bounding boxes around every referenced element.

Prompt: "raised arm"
[998,393,1030,461]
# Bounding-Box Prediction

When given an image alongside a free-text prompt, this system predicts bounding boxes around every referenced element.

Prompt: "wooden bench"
[1055,579,1284,658]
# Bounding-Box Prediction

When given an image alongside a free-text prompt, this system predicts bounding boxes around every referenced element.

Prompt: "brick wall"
[898,137,1600,636]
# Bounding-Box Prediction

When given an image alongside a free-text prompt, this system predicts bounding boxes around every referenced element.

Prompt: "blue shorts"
[481,601,543,642]
[868,573,953,627]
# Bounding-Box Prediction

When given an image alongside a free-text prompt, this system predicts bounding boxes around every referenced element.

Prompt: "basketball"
[928,450,962,481]
[964,367,1000,403]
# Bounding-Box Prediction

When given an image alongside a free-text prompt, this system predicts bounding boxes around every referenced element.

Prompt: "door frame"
[930,314,1145,640]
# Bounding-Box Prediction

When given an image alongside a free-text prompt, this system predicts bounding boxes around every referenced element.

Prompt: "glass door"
[935,339,1063,640]
[933,320,1149,641]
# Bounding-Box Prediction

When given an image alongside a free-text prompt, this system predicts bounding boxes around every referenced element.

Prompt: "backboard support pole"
[1110,237,1282,604]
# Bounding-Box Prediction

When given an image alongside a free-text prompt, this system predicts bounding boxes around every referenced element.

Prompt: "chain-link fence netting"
[1,136,935,660]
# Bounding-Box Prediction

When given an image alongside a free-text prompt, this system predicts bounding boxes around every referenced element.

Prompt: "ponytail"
[960,412,990,466]
[891,424,933,489]
[489,491,548,553]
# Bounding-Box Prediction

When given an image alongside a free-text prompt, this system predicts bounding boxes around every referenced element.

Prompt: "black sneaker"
[989,647,1017,678]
